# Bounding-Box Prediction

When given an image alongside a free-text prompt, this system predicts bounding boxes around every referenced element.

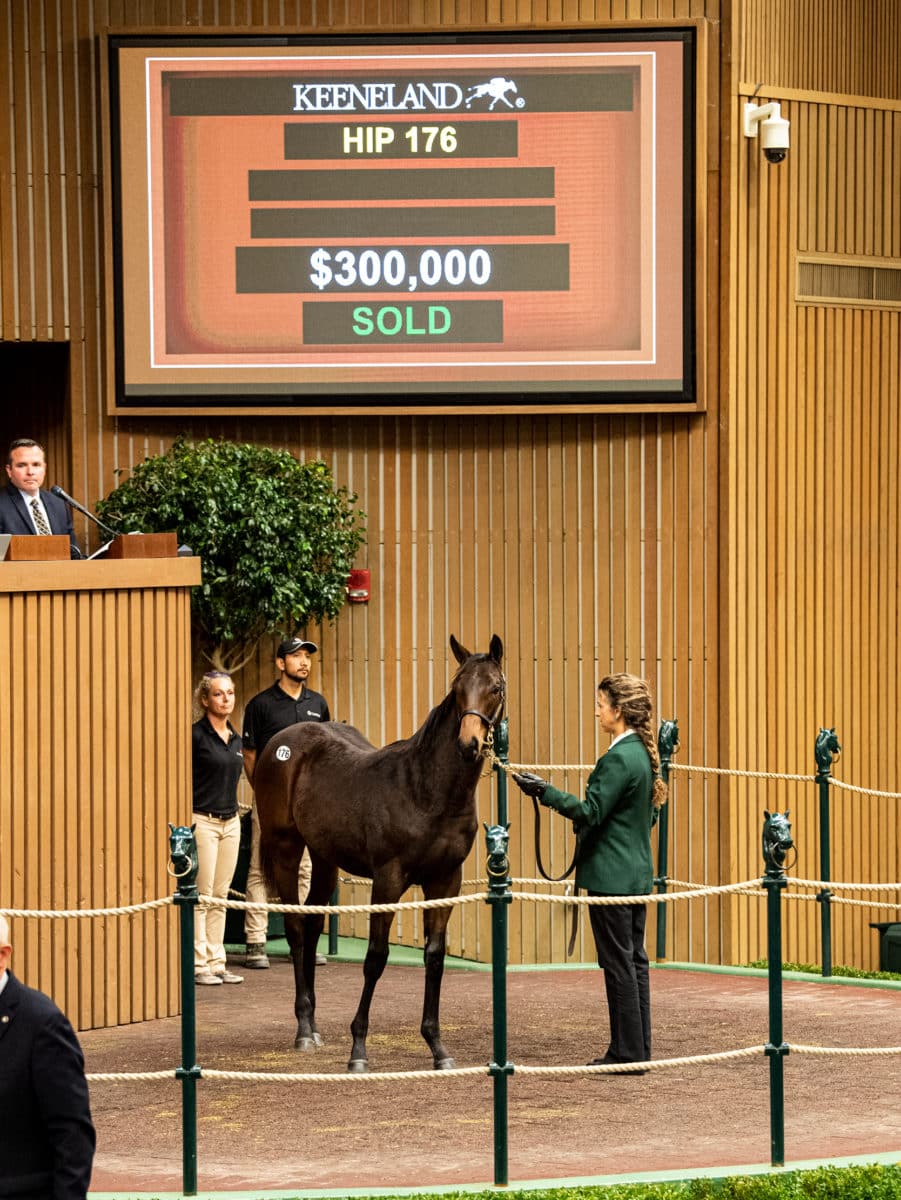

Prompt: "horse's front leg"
[421,874,460,1070]
[269,837,319,1051]
[280,910,319,1050]
[348,909,395,1072]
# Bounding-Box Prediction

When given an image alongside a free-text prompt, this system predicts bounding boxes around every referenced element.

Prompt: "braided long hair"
[599,673,668,809]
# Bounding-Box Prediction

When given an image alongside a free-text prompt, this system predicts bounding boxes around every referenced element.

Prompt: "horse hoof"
[294,1036,319,1052]
[312,1032,322,1047]
[347,1058,369,1073]
[434,1056,456,1070]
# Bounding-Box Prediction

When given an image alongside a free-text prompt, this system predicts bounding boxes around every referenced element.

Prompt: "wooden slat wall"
[738,0,901,102]
[0,563,197,1030]
[727,0,901,968]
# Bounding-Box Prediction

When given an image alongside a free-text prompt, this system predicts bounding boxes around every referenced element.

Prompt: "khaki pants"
[244,802,312,943]
[193,812,242,973]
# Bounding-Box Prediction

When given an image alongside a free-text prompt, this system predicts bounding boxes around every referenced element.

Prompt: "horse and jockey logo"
[464,77,525,111]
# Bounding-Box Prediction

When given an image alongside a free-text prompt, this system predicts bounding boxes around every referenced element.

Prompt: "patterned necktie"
[30,498,51,535]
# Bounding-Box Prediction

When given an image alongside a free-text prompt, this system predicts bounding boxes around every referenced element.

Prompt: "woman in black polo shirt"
[192,671,245,986]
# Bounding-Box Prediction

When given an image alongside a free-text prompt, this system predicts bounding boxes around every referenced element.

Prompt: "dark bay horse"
[254,634,505,1071]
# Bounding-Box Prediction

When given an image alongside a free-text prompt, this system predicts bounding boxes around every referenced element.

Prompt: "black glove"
[512,771,550,801]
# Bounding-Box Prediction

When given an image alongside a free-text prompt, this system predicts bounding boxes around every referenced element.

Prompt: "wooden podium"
[5,534,71,560]
[0,555,201,1030]
[105,531,178,559]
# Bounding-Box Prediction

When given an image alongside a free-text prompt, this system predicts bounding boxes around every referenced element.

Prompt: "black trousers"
[587,898,651,1064]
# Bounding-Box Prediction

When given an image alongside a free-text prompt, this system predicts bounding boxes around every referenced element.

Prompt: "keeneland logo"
[291,76,524,113]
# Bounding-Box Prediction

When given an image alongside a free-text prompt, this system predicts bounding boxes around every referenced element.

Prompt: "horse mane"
[409,652,495,749]
[410,690,457,748]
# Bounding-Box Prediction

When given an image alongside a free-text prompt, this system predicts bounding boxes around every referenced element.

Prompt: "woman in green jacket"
[513,673,667,1071]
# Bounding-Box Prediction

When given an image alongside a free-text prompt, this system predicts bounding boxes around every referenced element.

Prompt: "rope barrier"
[669,763,814,783]
[88,1070,177,1082]
[513,882,761,905]
[197,893,488,915]
[0,898,173,919]
[790,877,901,892]
[791,1044,901,1057]
[516,1046,764,1075]
[666,877,901,907]
[499,756,901,799]
[828,778,901,799]
[501,759,816,783]
[84,1041,901,1087]
[6,875,897,923]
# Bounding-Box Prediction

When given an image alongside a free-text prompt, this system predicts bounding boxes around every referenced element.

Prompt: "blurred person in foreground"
[0,911,96,1198]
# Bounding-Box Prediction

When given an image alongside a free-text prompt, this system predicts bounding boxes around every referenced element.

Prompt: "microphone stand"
[49,485,125,552]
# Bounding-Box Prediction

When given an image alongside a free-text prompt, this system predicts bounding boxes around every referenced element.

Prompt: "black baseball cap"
[277,637,318,658]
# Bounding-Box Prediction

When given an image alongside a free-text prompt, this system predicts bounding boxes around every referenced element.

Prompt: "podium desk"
[0,556,201,1030]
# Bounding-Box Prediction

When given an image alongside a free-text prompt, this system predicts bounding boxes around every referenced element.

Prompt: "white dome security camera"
[743,101,790,164]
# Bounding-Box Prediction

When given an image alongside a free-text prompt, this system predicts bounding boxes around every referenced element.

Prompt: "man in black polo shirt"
[241,637,330,968]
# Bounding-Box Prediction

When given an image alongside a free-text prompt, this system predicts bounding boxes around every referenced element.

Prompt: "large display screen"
[104,30,697,414]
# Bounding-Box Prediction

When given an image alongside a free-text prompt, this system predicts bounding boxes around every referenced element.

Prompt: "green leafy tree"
[97,437,366,671]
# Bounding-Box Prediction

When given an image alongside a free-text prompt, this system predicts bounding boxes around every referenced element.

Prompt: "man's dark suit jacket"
[0,483,80,557]
[0,970,96,1199]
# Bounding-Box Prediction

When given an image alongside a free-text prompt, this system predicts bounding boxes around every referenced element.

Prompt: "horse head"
[762,810,794,874]
[449,634,505,761]
[167,822,198,886]
[815,727,842,773]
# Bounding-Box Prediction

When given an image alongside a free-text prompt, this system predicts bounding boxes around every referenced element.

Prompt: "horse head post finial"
[814,728,841,779]
[484,822,510,883]
[167,822,199,895]
[761,810,794,879]
[657,719,680,770]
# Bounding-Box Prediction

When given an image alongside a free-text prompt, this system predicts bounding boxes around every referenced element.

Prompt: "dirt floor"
[80,956,901,1196]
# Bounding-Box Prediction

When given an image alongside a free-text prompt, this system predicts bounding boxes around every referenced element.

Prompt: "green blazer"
[541,732,655,894]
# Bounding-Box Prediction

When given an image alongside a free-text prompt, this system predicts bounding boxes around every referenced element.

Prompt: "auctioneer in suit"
[0,970,96,1199]
[0,482,81,557]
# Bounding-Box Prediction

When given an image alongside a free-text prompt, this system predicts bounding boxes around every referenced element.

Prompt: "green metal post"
[494,717,509,828]
[486,718,513,1187]
[654,719,679,962]
[171,829,201,1197]
[814,728,841,978]
[485,820,513,1189]
[761,812,792,1168]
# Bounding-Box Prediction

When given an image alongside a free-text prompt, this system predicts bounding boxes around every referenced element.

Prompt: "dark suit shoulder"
[3,972,66,1024]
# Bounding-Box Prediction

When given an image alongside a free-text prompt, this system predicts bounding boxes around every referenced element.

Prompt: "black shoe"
[586,1056,648,1076]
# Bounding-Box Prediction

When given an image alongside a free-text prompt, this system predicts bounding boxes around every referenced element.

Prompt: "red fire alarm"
[346,568,371,603]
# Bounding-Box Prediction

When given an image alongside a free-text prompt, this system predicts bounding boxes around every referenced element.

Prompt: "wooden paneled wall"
[1,0,899,1017]
[726,0,901,969]
[738,0,901,101]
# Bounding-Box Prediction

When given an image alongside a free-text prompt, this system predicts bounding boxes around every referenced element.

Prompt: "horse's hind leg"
[420,892,456,1070]
[348,910,394,1072]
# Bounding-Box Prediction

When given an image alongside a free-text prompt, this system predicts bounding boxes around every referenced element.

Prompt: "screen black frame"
[104,27,700,416]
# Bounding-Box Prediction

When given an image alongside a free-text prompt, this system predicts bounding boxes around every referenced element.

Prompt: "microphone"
[50,485,123,541]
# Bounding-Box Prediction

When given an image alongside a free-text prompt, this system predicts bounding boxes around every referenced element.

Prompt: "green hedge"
[746,961,901,983]
[387,1165,901,1200]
